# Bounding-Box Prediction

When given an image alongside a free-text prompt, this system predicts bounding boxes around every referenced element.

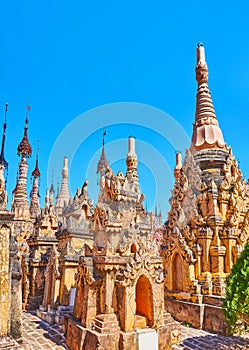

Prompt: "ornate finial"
[126,136,138,177]
[32,157,41,178]
[174,151,182,181]
[55,156,70,215]
[57,177,60,198]
[102,129,106,147]
[0,103,9,169]
[36,139,40,157]
[17,105,32,158]
[191,44,227,151]
[25,104,31,126]
[4,103,8,125]
[49,178,55,206]
[196,43,208,85]
[50,170,54,193]
[30,140,41,217]
[97,131,109,175]
[31,140,41,177]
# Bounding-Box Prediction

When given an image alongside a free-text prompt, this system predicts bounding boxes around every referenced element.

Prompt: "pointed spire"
[55,157,70,217]
[17,105,32,158]
[45,188,50,208]
[174,151,182,181]
[191,43,227,151]
[30,151,41,219]
[158,210,162,225]
[56,177,60,199]
[102,129,106,147]
[32,140,41,178]
[0,103,8,169]
[32,156,41,178]
[12,106,33,219]
[0,104,8,209]
[97,129,109,176]
[126,136,138,181]
[49,181,55,207]
[155,202,158,217]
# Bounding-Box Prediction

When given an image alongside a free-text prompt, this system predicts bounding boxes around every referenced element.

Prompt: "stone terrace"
[21,311,249,350]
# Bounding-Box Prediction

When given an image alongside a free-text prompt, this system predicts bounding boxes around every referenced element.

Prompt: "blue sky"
[1,1,249,217]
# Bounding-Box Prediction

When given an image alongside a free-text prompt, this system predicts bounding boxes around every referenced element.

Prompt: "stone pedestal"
[93,313,120,334]
[64,312,181,350]
[37,304,74,325]
[64,314,120,350]
[119,331,136,350]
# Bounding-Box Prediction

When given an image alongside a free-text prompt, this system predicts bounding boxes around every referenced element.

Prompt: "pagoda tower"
[162,44,249,333]
[30,155,41,219]
[49,181,55,206]
[64,137,181,350]
[27,182,59,310]
[97,130,109,201]
[55,157,70,219]
[12,108,32,220]
[11,108,34,312]
[0,104,21,348]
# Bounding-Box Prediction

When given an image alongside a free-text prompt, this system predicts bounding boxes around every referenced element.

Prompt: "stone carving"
[161,44,249,334]
[117,246,164,287]
[64,137,181,350]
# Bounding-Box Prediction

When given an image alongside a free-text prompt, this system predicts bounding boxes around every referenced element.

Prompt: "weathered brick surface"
[165,298,204,329]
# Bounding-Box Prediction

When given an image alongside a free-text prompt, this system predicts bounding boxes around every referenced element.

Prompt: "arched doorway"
[172,252,183,291]
[135,275,154,327]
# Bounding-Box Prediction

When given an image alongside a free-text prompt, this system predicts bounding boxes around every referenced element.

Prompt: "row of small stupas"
[62,135,180,350]
[1,42,249,349]
[0,101,166,349]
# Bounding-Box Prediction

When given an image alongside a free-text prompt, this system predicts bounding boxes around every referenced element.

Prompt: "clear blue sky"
[1,1,249,217]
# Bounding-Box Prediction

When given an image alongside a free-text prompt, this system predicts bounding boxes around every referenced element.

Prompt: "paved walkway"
[22,311,68,349]
[21,311,249,349]
[172,326,249,350]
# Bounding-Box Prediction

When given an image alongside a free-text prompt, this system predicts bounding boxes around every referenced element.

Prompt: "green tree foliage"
[223,242,249,334]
